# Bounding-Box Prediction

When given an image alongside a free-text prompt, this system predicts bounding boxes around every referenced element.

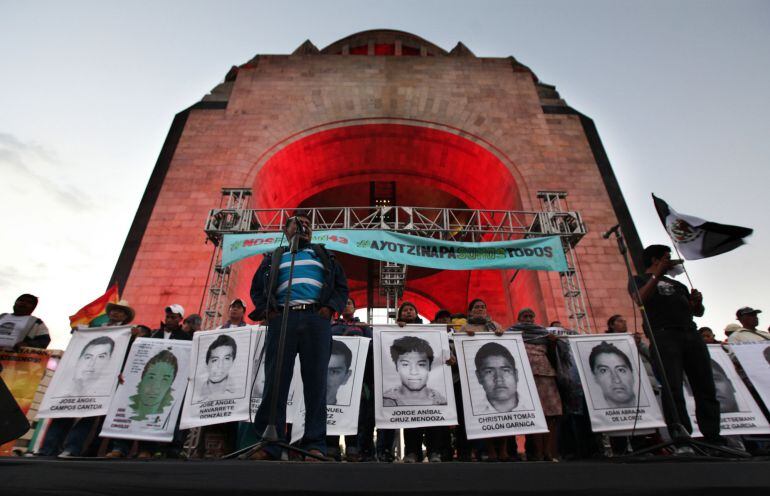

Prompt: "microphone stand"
[607,228,748,458]
[224,221,326,461]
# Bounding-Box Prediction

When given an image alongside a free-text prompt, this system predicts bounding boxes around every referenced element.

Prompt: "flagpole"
[667,239,695,289]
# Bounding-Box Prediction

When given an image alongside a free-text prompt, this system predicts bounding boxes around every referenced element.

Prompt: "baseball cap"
[165,304,185,318]
[230,298,246,309]
[736,307,761,318]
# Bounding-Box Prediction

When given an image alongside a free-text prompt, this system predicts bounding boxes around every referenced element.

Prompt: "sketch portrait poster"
[373,325,457,429]
[732,341,770,414]
[289,336,370,442]
[569,333,665,433]
[180,326,262,429]
[683,344,770,436]
[100,338,191,442]
[454,333,548,439]
[37,326,132,419]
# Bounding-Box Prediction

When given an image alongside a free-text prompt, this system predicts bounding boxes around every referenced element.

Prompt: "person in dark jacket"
[248,212,349,460]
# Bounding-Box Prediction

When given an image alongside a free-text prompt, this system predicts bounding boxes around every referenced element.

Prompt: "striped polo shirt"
[275,247,324,306]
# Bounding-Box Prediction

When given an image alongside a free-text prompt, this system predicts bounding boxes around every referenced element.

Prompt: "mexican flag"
[652,194,753,260]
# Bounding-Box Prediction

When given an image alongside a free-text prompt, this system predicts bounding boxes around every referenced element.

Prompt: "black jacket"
[248,244,349,321]
[149,325,192,341]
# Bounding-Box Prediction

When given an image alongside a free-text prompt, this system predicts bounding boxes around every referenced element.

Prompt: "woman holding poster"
[512,308,562,462]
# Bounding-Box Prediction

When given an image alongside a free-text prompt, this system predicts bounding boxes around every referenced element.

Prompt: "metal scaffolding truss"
[203,193,591,332]
[205,204,586,246]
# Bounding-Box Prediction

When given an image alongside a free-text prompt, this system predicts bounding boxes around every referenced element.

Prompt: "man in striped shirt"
[248,211,349,460]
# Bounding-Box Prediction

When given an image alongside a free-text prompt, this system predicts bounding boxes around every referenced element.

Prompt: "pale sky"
[1,0,768,349]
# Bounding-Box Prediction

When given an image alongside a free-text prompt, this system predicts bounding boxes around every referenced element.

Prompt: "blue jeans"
[253,311,332,457]
[39,416,98,456]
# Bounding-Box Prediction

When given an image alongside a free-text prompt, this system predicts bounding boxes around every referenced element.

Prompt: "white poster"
[99,338,192,442]
[289,336,371,442]
[373,325,457,429]
[180,326,263,429]
[37,326,132,419]
[569,333,665,433]
[454,333,549,439]
[247,331,302,423]
[683,344,770,436]
[0,314,36,348]
[732,341,770,413]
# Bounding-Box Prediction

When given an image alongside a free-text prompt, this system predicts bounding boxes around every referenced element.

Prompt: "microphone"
[288,216,307,236]
[602,224,621,239]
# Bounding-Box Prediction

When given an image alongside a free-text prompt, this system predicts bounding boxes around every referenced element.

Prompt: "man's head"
[397,302,419,323]
[433,309,451,324]
[518,308,535,325]
[229,299,246,323]
[164,304,185,329]
[736,307,761,330]
[343,298,356,318]
[699,327,716,344]
[138,350,178,410]
[183,314,202,334]
[642,245,672,269]
[390,336,434,392]
[106,300,135,325]
[711,359,739,413]
[13,294,38,316]
[724,323,741,337]
[588,341,635,407]
[205,334,237,384]
[474,342,518,408]
[607,315,627,333]
[327,340,353,404]
[284,210,312,242]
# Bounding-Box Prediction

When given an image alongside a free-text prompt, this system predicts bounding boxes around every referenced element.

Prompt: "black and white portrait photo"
[683,345,770,437]
[465,340,533,415]
[327,338,354,406]
[454,333,548,439]
[38,326,132,419]
[576,338,650,410]
[374,325,457,429]
[568,334,665,433]
[382,334,447,407]
[191,329,251,404]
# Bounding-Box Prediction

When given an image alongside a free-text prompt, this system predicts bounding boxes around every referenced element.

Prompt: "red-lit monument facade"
[112,30,643,331]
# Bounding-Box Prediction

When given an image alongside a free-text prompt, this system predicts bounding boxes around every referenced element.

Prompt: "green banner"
[222,230,568,272]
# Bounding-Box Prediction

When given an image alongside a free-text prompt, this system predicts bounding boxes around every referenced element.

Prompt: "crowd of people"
[1,215,768,462]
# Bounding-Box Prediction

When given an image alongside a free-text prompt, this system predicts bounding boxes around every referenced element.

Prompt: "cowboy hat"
[106,300,136,324]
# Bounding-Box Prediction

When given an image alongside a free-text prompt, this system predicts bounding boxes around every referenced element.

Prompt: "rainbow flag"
[69,284,120,328]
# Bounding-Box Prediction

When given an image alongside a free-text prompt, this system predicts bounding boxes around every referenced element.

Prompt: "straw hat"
[106,300,135,324]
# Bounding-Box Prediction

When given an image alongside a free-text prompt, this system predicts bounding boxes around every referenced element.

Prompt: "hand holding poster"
[731,342,770,413]
[683,344,770,436]
[568,333,665,433]
[289,336,370,442]
[38,326,132,419]
[373,325,457,429]
[180,326,263,429]
[454,333,549,439]
[100,337,191,442]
